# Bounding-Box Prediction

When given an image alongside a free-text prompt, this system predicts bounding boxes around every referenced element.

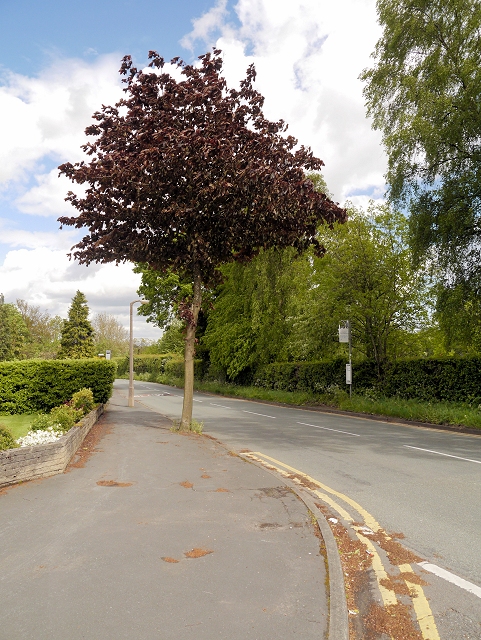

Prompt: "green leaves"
[0,302,28,361]
[0,359,116,414]
[362,0,481,201]
[58,291,95,359]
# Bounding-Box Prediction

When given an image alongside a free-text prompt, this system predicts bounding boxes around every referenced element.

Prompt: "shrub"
[49,405,83,433]
[71,388,95,415]
[0,426,19,451]
[31,414,56,431]
[0,359,116,414]
[253,356,481,404]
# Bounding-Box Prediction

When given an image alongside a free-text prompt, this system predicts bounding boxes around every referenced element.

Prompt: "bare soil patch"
[66,413,113,471]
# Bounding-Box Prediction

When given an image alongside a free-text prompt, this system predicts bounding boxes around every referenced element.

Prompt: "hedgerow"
[0,359,116,414]
[253,357,481,404]
[117,354,205,380]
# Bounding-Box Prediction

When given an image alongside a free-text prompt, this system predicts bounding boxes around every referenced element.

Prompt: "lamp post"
[128,299,147,408]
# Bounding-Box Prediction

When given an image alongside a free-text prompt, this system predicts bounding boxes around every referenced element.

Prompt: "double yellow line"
[244,451,440,640]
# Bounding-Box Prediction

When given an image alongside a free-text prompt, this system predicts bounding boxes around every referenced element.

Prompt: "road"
[118,379,481,639]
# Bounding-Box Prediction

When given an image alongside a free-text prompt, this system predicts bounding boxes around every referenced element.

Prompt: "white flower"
[16,425,63,447]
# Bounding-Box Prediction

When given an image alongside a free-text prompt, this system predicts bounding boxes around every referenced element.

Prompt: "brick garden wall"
[0,405,104,488]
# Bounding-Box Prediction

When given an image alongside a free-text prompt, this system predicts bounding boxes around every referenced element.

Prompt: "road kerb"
[240,453,349,640]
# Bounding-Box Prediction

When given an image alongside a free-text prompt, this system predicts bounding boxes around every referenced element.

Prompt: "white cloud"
[180,0,230,51]
[0,247,159,338]
[0,54,123,186]
[183,0,386,202]
[15,169,85,217]
[0,219,77,250]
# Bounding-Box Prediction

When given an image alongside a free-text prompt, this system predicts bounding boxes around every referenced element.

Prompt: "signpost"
[339,320,352,397]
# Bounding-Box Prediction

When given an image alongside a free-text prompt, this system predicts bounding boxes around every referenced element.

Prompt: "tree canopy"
[0,299,28,361]
[57,291,95,359]
[361,0,481,203]
[58,49,345,426]
[203,203,431,380]
[361,0,481,350]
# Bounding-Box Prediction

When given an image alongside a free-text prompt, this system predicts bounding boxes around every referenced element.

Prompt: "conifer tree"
[58,291,95,359]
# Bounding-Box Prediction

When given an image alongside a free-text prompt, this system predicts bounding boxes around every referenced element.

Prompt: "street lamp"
[128,299,148,407]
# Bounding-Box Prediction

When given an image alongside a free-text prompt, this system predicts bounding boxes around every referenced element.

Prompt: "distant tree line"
[0,291,129,361]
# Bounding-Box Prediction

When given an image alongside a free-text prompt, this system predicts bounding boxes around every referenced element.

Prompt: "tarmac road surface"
[125,379,481,640]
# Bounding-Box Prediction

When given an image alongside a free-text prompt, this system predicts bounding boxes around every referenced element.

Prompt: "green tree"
[0,297,28,361]
[16,299,62,359]
[315,205,431,373]
[361,0,481,203]
[58,291,95,359]
[152,320,185,355]
[203,247,305,380]
[361,0,481,351]
[203,204,431,379]
[58,50,345,428]
[92,313,129,356]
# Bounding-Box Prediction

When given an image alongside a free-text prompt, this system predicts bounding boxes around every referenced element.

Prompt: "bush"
[0,359,116,414]
[49,405,83,432]
[116,353,180,377]
[254,359,378,393]
[379,357,481,403]
[31,414,56,431]
[253,356,481,404]
[0,426,19,451]
[118,354,205,381]
[71,388,95,415]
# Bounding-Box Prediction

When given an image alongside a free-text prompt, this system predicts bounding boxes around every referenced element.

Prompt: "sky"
[0,0,386,340]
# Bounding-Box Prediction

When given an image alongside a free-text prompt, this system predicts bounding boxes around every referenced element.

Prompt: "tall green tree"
[315,205,431,373]
[203,204,431,379]
[58,50,345,428]
[361,0,481,351]
[16,299,62,359]
[57,291,95,359]
[0,297,28,361]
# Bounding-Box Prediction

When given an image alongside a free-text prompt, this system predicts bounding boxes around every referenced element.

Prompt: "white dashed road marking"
[418,562,481,599]
[297,422,361,437]
[404,445,481,464]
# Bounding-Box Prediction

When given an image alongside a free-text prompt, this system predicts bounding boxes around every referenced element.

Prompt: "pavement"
[0,389,331,640]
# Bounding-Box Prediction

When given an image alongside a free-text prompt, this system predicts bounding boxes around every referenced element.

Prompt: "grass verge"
[0,414,38,439]
[122,373,481,431]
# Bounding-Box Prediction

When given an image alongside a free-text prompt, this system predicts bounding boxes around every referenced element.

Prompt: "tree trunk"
[181,265,202,429]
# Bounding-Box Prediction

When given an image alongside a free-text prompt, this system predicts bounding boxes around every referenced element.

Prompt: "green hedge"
[0,359,117,414]
[254,357,481,403]
[117,354,205,380]
[254,359,377,393]
[116,354,178,377]
[381,357,481,403]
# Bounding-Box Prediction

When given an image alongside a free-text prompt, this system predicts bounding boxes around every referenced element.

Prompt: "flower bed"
[0,405,103,488]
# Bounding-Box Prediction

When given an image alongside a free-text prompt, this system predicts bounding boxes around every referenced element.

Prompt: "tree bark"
[181,265,202,429]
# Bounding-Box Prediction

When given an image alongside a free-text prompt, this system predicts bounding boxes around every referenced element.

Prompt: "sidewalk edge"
[239,453,349,640]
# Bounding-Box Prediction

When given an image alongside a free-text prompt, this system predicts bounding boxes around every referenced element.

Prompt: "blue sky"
[0,0,385,338]
[0,0,228,75]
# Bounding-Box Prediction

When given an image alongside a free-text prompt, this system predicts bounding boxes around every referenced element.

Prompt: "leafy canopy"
[58,49,345,284]
[361,0,481,203]
[361,0,481,353]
